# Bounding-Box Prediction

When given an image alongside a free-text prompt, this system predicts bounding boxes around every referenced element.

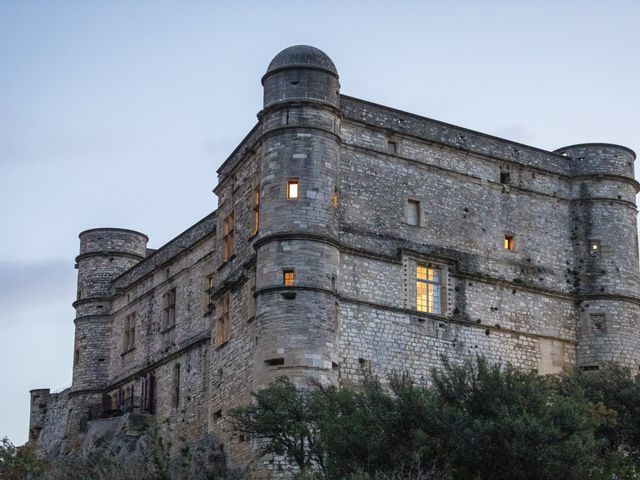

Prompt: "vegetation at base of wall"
[0,417,239,480]
[231,357,640,480]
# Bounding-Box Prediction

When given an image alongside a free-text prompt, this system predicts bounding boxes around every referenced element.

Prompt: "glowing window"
[504,235,515,251]
[590,240,601,256]
[287,179,299,199]
[333,187,339,208]
[416,265,441,314]
[283,270,295,287]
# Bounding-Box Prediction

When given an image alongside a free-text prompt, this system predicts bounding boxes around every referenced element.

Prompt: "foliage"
[0,437,46,480]
[231,357,640,480]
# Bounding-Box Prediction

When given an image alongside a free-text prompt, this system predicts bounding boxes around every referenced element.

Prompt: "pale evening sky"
[0,0,638,444]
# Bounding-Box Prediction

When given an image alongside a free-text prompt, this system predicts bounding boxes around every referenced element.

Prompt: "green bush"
[231,357,640,480]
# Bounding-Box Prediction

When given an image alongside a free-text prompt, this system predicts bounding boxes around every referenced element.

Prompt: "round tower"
[253,46,341,387]
[28,388,50,442]
[555,144,640,368]
[72,228,148,394]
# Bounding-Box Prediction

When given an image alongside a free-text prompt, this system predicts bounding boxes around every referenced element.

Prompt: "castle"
[28,45,640,473]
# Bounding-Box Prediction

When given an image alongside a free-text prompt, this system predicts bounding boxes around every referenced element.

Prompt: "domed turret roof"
[265,45,338,77]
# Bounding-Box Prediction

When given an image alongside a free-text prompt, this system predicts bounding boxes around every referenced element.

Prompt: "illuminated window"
[333,187,339,208]
[222,212,235,261]
[504,235,515,251]
[162,289,176,330]
[590,240,601,256]
[216,293,230,347]
[253,186,260,235]
[416,265,441,314]
[287,179,299,199]
[405,199,420,226]
[283,270,295,287]
[123,313,136,351]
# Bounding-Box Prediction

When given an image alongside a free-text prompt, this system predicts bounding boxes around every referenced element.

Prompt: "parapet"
[554,143,636,179]
[78,228,148,260]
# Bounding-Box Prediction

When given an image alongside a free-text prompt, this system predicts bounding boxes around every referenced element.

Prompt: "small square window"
[500,171,510,184]
[283,270,295,287]
[287,179,299,199]
[387,140,397,154]
[504,235,515,251]
[590,240,601,256]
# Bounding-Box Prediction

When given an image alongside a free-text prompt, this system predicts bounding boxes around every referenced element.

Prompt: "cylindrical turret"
[254,46,341,387]
[28,388,50,442]
[72,228,148,393]
[556,144,640,368]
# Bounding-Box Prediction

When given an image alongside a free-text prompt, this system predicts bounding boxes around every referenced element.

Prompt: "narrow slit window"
[416,265,441,314]
[222,212,235,261]
[215,293,230,347]
[283,270,295,287]
[333,187,339,208]
[405,199,420,226]
[253,186,260,235]
[504,235,515,251]
[123,313,136,351]
[162,289,176,330]
[287,179,299,199]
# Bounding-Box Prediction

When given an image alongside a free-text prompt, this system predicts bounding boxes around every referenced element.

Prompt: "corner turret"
[254,46,341,388]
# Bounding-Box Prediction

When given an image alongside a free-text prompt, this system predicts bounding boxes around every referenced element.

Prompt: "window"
[123,313,136,351]
[500,171,510,184]
[590,313,606,333]
[283,270,295,287]
[333,187,339,208]
[172,363,180,408]
[162,289,176,330]
[253,186,260,235]
[405,199,420,226]
[287,179,299,199]
[416,265,441,314]
[216,293,230,347]
[247,270,256,320]
[590,240,601,256]
[387,140,397,154]
[504,235,515,251]
[204,274,214,309]
[74,349,80,366]
[222,212,235,261]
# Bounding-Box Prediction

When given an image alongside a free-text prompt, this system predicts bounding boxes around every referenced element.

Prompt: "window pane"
[406,200,419,226]
[416,281,427,312]
[288,180,299,199]
[416,266,427,280]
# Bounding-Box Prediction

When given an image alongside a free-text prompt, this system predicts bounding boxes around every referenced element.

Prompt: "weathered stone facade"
[28,45,640,476]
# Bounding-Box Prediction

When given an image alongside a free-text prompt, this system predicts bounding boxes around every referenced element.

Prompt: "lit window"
[416,265,441,314]
[284,270,295,287]
[504,235,515,251]
[216,293,230,347]
[123,312,136,351]
[405,199,420,226]
[590,240,601,256]
[333,187,339,208]
[287,179,299,199]
[222,212,235,261]
[162,289,176,330]
[253,186,260,235]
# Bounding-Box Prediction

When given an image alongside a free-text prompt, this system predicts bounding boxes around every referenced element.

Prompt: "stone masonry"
[28,45,640,476]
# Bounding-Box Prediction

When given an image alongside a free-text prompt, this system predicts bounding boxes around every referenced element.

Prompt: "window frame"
[162,288,177,331]
[215,293,230,347]
[283,269,295,287]
[287,179,299,199]
[405,198,421,227]
[415,264,444,315]
[123,312,136,352]
[222,212,235,261]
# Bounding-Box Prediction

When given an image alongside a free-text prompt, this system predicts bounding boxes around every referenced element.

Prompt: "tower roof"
[265,45,338,77]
